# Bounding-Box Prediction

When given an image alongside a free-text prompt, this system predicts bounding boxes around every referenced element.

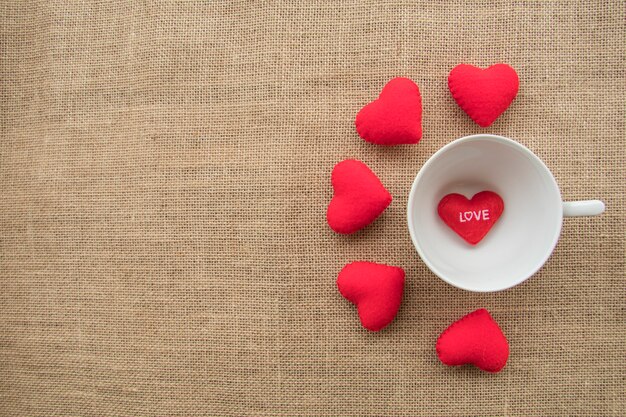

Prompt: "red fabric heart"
[327,159,392,234]
[448,64,519,127]
[436,309,509,373]
[355,77,422,145]
[337,261,405,332]
[437,191,504,245]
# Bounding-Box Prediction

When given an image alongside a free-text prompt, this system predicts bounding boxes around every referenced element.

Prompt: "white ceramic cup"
[406,134,604,292]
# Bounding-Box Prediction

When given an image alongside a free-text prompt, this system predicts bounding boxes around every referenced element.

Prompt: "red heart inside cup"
[355,77,422,145]
[436,308,509,373]
[337,261,405,332]
[437,191,504,245]
[448,64,519,127]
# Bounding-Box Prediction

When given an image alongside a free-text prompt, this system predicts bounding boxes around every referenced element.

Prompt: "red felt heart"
[436,309,509,373]
[337,261,405,331]
[327,159,392,234]
[437,191,504,245]
[355,77,422,145]
[448,64,519,127]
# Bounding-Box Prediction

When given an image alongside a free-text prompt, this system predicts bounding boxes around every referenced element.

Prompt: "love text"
[459,210,490,222]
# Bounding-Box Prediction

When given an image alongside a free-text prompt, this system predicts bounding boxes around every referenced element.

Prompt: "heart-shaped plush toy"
[355,77,422,145]
[448,64,519,127]
[327,159,392,234]
[436,309,509,373]
[337,261,405,331]
[438,191,504,245]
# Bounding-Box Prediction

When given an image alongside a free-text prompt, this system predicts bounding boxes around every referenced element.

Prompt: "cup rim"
[406,134,564,292]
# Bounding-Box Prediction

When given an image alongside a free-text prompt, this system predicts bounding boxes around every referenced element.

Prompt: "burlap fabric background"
[1,1,624,416]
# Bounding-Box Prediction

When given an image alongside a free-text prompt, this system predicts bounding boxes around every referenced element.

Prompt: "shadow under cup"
[407,135,563,292]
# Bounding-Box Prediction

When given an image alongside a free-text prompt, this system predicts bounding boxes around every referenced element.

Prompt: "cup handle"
[562,200,605,217]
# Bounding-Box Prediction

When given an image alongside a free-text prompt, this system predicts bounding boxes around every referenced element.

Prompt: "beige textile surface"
[1,1,624,416]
